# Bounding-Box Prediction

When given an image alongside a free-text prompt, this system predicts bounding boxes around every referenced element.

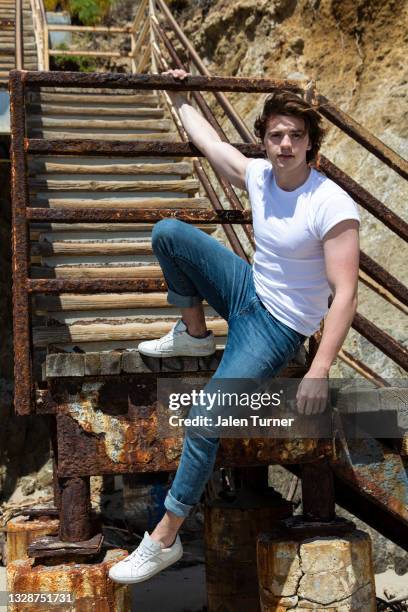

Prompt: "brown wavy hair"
[254,90,325,163]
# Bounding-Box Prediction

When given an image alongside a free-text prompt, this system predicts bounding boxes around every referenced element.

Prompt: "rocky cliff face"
[167,0,408,377]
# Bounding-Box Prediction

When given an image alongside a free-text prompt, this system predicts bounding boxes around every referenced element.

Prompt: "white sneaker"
[138,319,216,358]
[108,531,183,584]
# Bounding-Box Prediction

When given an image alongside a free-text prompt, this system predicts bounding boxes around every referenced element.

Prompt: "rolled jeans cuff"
[167,288,202,308]
[164,490,193,518]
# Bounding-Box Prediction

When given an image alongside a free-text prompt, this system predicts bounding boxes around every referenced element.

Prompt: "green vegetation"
[44,0,114,25]
[51,43,97,73]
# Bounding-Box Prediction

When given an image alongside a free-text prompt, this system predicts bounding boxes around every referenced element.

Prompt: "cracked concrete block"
[257,530,376,611]
[258,536,302,598]
[297,582,376,609]
[299,531,372,580]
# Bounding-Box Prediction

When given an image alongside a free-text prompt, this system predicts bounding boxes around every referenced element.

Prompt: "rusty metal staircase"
[8,0,408,557]
[0,0,37,86]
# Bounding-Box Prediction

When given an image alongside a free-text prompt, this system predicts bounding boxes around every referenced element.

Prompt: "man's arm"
[297,219,360,415]
[165,70,250,189]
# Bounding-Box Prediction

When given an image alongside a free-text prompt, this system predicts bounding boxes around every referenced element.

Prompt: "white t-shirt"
[245,159,360,336]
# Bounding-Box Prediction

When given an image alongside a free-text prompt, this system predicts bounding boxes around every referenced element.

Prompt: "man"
[109,70,360,584]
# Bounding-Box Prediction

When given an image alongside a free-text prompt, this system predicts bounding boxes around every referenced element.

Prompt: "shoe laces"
[161,321,185,343]
[124,544,154,564]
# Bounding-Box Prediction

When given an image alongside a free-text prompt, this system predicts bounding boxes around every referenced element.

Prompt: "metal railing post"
[15,0,24,70]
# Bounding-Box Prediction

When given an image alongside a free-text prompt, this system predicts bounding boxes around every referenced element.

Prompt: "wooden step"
[31,264,164,279]
[28,105,165,118]
[28,131,179,141]
[30,178,201,193]
[33,318,227,346]
[35,292,173,312]
[2,43,35,51]
[29,160,193,176]
[32,240,154,256]
[29,93,160,105]
[31,197,209,210]
[28,117,172,131]
[30,223,218,237]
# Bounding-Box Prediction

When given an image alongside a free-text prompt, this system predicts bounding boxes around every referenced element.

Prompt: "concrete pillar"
[7,549,131,612]
[6,515,59,564]
[257,529,376,611]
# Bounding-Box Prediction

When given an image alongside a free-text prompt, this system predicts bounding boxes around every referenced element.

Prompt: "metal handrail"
[15,0,24,70]
[34,0,151,73]
[151,3,408,381]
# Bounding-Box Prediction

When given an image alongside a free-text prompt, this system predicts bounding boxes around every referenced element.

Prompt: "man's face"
[263,114,311,173]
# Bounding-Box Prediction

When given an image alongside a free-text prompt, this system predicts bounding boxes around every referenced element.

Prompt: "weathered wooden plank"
[31,240,154,256]
[29,178,201,193]
[29,118,172,131]
[28,131,179,142]
[30,264,163,279]
[34,318,228,346]
[29,161,193,175]
[35,292,172,311]
[44,349,225,377]
[46,353,85,377]
[28,105,165,117]
[30,222,217,236]
[28,93,159,105]
[31,197,209,209]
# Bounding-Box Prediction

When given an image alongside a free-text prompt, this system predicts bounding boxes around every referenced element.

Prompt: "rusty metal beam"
[352,312,408,371]
[26,138,262,157]
[154,0,260,142]
[10,70,32,416]
[154,50,250,261]
[338,349,390,388]
[154,30,255,248]
[319,156,408,242]
[155,51,253,259]
[26,137,407,242]
[28,278,167,294]
[317,94,408,181]
[360,251,408,307]
[27,207,253,224]
[15,69,306,94]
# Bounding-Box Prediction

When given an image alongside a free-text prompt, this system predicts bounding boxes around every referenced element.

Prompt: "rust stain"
[27,207,252,224]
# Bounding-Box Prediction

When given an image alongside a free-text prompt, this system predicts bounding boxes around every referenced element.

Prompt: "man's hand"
[162,68,190,80]
[296,373,329,415]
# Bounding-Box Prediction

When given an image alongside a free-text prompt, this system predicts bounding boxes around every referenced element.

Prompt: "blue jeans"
[152,219,307,518]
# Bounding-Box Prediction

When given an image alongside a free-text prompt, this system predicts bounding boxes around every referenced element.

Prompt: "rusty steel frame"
[153,0,257,142]
[316,94,408,181]
[28,279,167,294]
[10,70,33,416]
[319,156,408,243]
[359,251,408,307]
[26,139,261,157]
[153,44,254,253]
[352,313,408,371]
[13,69,306,93]
[10,61,408,416]
[27,208,252,223]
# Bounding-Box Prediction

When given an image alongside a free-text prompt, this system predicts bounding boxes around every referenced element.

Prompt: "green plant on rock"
[68,0,113,25]
[44,0,114,25]
[51,42,97,73]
